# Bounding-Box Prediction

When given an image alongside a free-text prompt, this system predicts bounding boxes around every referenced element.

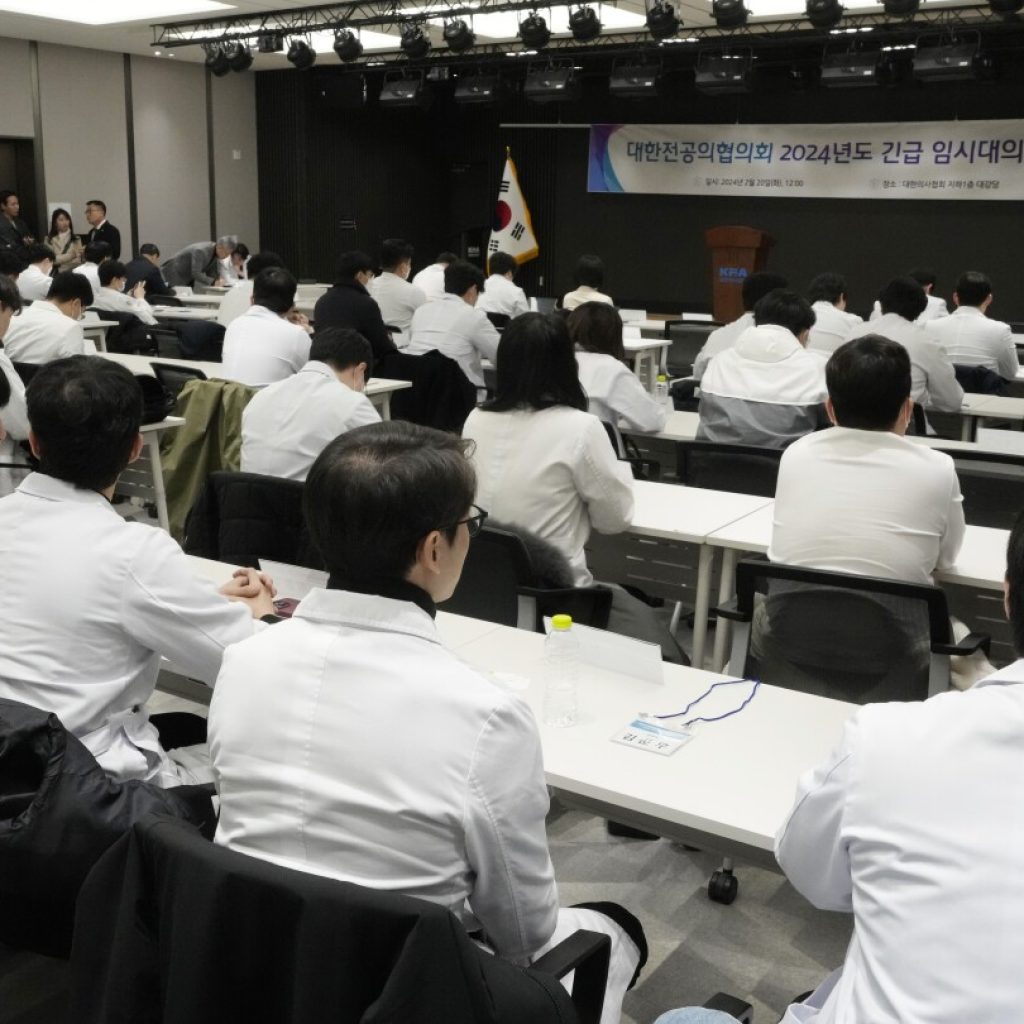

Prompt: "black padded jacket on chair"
[385,350,478,434]
[69,815,607,1024]
[0,699,214,958]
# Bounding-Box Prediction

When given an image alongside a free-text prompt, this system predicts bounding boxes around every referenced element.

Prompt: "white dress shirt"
[240,361,381,481]
[0,349,30,496]
[2,300,95,363]
[926,304,1018,380]
[221,304,312,388]
[406,293,501,388]
[477,273,530,320]
[0,473,257,786]
[411,262,447,302]
[845,313,963,411]
[92,286,158,326]
[17,263,52,302]
[209,588,559,962]
[216,280,253,327]
[561,285,614,312]
[368,271,427,333]
[73,261,101,297]
[576,350,666,434]
[463,405,634,586]
[870,293,949,324]
[807,301,862,355]
[770,427,964,586]
[776,659,1024,1024]
[692,311,754,381]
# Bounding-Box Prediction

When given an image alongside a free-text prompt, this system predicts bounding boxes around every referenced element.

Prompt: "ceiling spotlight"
[444,18,476,53]
[454,73,508,104]
[989,0,1023,13]
[524,65,581,101]
[569,5,602,41]
[519,12,551,48]
[712,0,749,29]
[400,22,431,59]
[695,53,753,93]
[821,50,879,86]
[204,44,231,77]
[646,1,680,39]
[257,32,284,53]
[913,40,979,81]
[225,41,253,71]
[882,0,919,14]
[807,0,844,28]
[609,63,661,97]
[286,39,317,70]
[379,75,433,108]
[334,28,363,62]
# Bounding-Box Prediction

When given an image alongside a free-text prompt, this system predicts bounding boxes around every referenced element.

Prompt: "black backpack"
[136,373,176,424]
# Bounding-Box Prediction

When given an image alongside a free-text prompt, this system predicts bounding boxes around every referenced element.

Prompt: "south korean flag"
[487,150,539,269]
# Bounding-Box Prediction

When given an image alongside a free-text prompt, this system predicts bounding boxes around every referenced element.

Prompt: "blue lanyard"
[652,678,761,728]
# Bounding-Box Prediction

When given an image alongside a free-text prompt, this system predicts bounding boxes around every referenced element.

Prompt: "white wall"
[211,72,260,250]
[0,37,33,139]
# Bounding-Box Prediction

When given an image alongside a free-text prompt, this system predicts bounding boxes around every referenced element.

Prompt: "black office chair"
[87,308,155,355]
[675,440,783,498]
[934,447,1024,529]
[148,325,185,359]
[151,359,207,400]
[69,816,613,1024]
[601,421,661,481]
[11,360,41,386]
[385,350,478,434]
[485,311,511,331]
[665,321,718,377]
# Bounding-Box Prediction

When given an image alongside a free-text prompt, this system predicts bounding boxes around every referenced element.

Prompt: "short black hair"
[304,420,476,584]
[436,251,458,265]
[742,272,789,312]
[0,361,10,410]
[955,271,992,308]
[753,289,816,336]
[99,260,127,287]
[574,254,604,289]
[1006,509,1024,656]
[879,277,928,322]
[247,251,284,278]
[826,335,911,430]
[444,260,484,297]
[336,250,374,280]
[488,252,517,278]
[909,268,937,289]
[85,199,107,215]
[567,301,624,362]
[0,191,17,211]
[310,326,373,376]
[26,243,54,266]
[807,272,848,306]
[139,243,160,258]
[27,356,142,491]
[484,312,587,414]
[252,267,297,315]
[48,271,93,306]
[83,241,112,264]
[0,271,22,313]
[0,250,27,277]
[380,239,414,271]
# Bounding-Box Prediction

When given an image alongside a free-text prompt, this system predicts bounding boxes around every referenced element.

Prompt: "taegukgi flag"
[488,149,539,267]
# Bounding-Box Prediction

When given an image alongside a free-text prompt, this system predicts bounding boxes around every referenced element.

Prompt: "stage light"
[646,1,680,39]
[334,28,363,62]
[379,76,433,108]
[454,73,508,104]
[204,43,231,76]
[609,64,661,97]
[225,41,253,71]
[807,0,844,29]
[257,32,284,53]
[913,41,978,81]
[443,18,476,53]
[569,5,602,41]
[286,38,316,69]
[519,11,551,48]
[820,50,879,86]
[712,0,749,29]
[524,66,580,101]
[989,0,1023,13]
[882,0,919,15]
[695,53,752,93]
[400,22,431,59]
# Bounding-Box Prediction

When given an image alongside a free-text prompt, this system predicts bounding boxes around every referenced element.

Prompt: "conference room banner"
[588,120,1024,201]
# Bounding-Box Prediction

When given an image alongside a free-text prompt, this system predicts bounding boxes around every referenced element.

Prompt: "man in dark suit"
[0,191,34,251]
[124,244,175,301]
[84,200,121,260]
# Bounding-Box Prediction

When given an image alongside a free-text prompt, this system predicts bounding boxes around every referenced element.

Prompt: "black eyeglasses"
[453,504,488,538]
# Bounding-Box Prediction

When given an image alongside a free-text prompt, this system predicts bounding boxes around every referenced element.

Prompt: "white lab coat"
[240,360,380,481]
[368,271,427,333]
[463,405,634,586]
[73,261,102,298]
[870,293,949,324]
[406,293,501,388]
[562,285,614,312]
[0,349,30,496]
[216,280,253,327]
[477,273,529,320]
[221,304,311,387]
[92,286,158,326]
[576,350,666,434]
[692,311,754,381]
[17,263,53,302]
[0,473,257,786]
[926,305,1019,381]
[411,262,447,302]
[807,301,863,355]
[776,659,1024,1023]
[2,300,95,363]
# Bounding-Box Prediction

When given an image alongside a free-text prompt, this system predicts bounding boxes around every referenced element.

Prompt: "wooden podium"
[704,226,774,324]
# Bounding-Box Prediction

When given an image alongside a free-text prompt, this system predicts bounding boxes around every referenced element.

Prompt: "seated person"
[2,271,96,363]
[693,272,788,381]
[871,266,949,324]
[927,271,1018,382]
[0,249,28,282]
[846,277,963,414]
[0,357,274,787]
[92,260,158,326]
[16,243,54,302]
[73,240,111,296]
[806,271,863,355]
[463,313,683,662]
[562,254,613,311]
[220,242,249,283]
[411,250,457,302]
[697,289,828,449]
[406,259,500,389]
[124,243,175,301]
[367,237,427,335]
[217,251,285,328]
[477,251,530,320]
[0,274,30,495]
[568,301,666,434]
[314,250,397,370]
[241,327,380,481]
[222,267,312,387]
[209,420,646,1024]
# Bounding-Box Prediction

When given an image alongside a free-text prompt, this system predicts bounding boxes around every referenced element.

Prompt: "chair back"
[666,322,716,377]
[485,311,511,331]
[385,350,477,433]
[11,361,41,386]
[87,308,154,355]
[151,359,207,399]
[152,326,185,359]
[675,439,782,497]
[935,447,1024,529]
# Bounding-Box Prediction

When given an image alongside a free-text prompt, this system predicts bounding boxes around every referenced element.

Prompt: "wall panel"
[211,71,260,249]
[0,37,34,139]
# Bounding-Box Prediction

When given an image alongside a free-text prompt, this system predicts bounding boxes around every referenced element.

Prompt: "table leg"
[691,544,713,669]
[712,548,740,672]
[960,413,976,442]
[381,394,392,421]
[147,434,170,533]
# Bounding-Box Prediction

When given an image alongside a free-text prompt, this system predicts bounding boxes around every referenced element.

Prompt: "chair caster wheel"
[708,868,738,904]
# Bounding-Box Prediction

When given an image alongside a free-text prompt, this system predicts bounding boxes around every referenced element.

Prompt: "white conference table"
[176,294,224,309]
[150,304,221,322]
[182,554,855,867]
[115,416,183,532]
[624,337,671,394]
[81,319,120,352]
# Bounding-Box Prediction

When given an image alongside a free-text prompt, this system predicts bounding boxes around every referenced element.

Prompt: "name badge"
[611,718,693,756]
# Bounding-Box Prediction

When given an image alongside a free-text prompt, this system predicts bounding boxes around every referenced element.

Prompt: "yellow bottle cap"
[551,614,573,630]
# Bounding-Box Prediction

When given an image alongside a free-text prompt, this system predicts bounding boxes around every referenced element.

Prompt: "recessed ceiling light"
[0,1,234,25]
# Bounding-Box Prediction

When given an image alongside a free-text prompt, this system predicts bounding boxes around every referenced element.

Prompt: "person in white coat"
[2,271,95,364]
[208,420,647,1024]
[411,250,457,302]
[568,300,666,434]
[561,253,614,311]
[869,267,949,324]
[927,270,1019,381]
[72,240,111,298]
[91,260,158,326]
[241,327,380,481]
[15,243,54,303]
[0,356,276,787]
[0,276,30,496]
[367,238,426,335]
[216,251,285,328]
[476,251,530,320]
[805,272,862,355]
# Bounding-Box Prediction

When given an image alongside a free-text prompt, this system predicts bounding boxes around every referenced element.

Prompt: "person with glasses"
[208,420,647,1024]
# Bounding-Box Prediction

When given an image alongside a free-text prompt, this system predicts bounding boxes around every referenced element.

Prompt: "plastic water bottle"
[543,614,580,728]
[655,374,672,411]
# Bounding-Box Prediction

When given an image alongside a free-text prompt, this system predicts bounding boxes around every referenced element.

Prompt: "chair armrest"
[622,456,662,481]
[713,596,750,623]
[703,991,753,1022]
[532,929,610,1024]
[932,631,991,657]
